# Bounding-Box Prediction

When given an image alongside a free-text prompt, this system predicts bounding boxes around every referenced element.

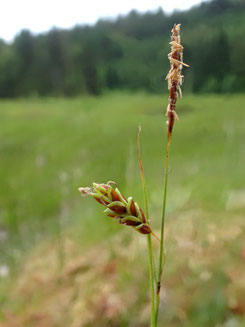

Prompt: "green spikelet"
[79,182,152,235]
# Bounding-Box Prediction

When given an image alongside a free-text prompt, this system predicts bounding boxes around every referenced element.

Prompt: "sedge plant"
[79,24,188,327]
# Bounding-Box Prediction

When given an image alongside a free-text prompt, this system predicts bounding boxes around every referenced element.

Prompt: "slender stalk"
[155,23,188,325]
[147,235,155,327]
[155,137,171,325]
[137,125,155,327]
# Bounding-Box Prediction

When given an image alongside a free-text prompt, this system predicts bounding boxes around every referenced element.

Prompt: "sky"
[0,0,209,42]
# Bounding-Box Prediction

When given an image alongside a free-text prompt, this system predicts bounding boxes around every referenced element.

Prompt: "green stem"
[142,172,155,327]
[147,234,155,327]
[155,137,171,325]
[137,125,156,327]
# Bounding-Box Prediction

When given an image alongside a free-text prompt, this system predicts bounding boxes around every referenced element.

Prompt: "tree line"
[0,0,244,97]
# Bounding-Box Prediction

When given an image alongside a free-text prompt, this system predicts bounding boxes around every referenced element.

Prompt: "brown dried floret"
[165,24,189,139]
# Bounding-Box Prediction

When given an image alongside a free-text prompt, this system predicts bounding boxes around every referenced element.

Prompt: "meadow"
[0,92,244,326]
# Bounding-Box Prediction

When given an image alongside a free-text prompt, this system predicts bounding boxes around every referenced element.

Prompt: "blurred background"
[0,0,245,326]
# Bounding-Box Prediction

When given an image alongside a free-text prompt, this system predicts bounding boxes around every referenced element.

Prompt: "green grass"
[0,92,245,326]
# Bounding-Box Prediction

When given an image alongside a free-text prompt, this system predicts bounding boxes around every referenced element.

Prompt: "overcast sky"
[0,0,209,42]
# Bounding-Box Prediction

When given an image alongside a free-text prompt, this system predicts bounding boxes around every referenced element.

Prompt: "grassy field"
[0,92,245,326]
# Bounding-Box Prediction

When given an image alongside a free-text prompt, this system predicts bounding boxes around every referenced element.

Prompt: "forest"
[0,0,245,97]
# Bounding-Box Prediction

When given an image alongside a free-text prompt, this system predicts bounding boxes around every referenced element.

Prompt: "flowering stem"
[155,136,171,325]
[155,24,188,324]
[137,125,156,327]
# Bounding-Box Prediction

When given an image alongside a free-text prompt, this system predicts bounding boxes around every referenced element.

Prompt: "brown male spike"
[166,24,189,140]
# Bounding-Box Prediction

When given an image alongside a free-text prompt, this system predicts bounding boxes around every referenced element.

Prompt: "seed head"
[79,182,152,235]
[166,24,189,140]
